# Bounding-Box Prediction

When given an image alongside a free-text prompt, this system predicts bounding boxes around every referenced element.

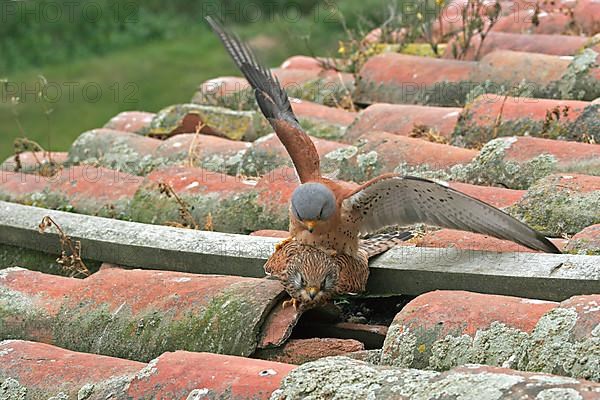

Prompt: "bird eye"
[291,203,302,221]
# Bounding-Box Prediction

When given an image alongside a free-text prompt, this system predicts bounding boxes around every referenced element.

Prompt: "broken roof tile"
[147,103,271,141]
[254,338,364,365]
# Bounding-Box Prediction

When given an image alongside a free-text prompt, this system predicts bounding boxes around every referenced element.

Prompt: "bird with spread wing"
[206,16,560,259]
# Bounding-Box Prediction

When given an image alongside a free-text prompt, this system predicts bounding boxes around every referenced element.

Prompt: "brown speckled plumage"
[264,240,367,309]
[264,231,411,309]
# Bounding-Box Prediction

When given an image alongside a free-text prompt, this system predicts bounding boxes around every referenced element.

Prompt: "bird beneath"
[206,16,560,257]
[265,231,414,310]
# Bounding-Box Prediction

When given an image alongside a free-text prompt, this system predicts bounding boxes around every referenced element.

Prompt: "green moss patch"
[67,130,157,176]
[128,187,287,234]
[53,282,280,362]
[321,145,383,183]
[509,175,600,236]
[452,104,600,149]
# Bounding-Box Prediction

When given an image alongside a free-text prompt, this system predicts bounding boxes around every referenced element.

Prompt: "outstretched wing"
[206,16,320,182]
[343,175,560,253]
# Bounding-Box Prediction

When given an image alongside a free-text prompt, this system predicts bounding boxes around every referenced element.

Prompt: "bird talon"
[275,237,293,251]
[282,298,299,310]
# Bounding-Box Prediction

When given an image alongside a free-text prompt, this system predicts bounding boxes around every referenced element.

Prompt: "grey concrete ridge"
[0,200,598,301]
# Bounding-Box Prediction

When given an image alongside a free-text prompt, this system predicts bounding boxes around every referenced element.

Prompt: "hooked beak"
[305,220,317,233]
[307,286,319,299]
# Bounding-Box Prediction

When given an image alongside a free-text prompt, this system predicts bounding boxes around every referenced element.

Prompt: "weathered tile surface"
[0,340,294,400]
[0,266,288,361]
[380,290,600,381]
[272,356,600,399]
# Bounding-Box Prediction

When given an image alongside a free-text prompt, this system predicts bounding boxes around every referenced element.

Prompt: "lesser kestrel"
[265,231,413,309]
[206,17,560,258]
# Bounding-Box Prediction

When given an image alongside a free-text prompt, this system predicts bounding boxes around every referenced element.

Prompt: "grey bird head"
[290,183,336,232]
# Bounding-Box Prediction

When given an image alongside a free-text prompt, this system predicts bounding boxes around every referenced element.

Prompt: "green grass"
[0,19,346,162]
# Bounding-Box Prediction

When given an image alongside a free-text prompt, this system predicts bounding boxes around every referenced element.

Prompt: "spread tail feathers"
[359,231,414,258]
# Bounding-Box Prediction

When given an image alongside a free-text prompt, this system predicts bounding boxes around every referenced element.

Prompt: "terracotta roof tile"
[1,151,68,173]
[493,10,574,35]
[565,223,600,255]
[0,167,142,216]
[443,32,591,60]
[510,173,600,236]
[1,25,599,393]
[103,111,155,133]
[346,103,461,142]
[414,228,567,253]
[0,266,293,361]
[381,290,600,380]
[254,338,364,364]
[355,131,477,174]
[147,103,271,141]
[275,356,600,398]
[0,340,294,400]
[291,98,356,127]
[67,128,162,175]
